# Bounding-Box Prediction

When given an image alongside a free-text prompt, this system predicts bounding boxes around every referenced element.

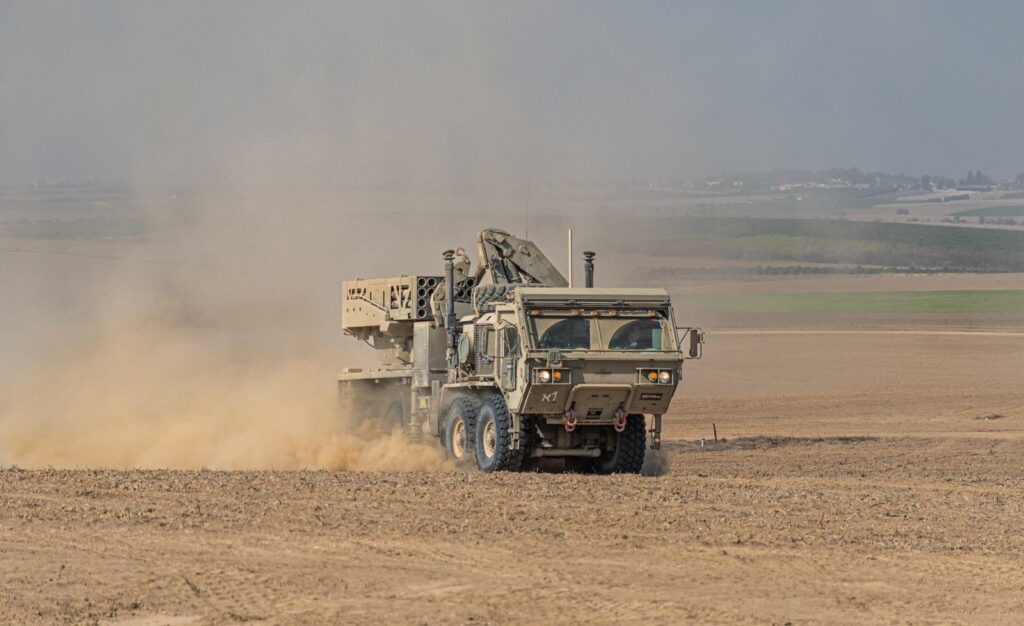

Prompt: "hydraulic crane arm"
[474,228,569,287]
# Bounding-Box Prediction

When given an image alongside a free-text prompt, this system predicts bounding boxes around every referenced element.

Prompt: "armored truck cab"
[338,228,702,473]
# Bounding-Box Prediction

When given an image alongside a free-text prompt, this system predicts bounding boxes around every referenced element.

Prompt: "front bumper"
[522,382,675,422]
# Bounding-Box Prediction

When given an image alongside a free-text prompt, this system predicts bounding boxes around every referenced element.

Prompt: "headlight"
[537,369,551,383]
[551,370,563,382]
[646,370,658,383]
[658,370,672,384]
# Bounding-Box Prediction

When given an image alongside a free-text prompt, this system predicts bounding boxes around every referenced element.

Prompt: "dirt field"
[2,230,1022,624]
[3,326,1023,625]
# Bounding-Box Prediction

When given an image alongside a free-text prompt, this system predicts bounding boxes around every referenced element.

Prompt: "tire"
[441,396,479,465]
[593,415,646,474]
[474,395,525,472]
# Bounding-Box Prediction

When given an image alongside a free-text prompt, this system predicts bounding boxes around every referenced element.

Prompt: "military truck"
[338,228,703,473]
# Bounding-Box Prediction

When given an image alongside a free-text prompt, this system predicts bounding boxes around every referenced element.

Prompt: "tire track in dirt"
[4,436,1024,625]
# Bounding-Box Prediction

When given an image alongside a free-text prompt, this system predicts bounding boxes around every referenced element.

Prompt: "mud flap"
[510,413,521,450]
[649,414,662,450]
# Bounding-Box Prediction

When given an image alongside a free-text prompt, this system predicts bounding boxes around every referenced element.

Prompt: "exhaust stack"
[583,251,595,288]
[443,249,457,369]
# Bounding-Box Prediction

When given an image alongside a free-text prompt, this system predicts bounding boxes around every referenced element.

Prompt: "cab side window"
[502,326,520,356]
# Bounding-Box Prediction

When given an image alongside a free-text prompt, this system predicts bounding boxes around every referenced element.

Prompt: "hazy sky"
[2,1,1022,186]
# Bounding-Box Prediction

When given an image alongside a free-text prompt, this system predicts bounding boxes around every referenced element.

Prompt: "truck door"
[498,324,519,390]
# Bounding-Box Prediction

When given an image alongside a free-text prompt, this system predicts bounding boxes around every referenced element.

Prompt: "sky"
[1,1,1023,186]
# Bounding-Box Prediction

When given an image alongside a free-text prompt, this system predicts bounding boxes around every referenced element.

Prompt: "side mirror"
[677,328,704,359]
[688,329,702,358]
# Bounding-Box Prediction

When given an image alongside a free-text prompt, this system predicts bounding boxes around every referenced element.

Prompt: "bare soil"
[3,326,1023,625]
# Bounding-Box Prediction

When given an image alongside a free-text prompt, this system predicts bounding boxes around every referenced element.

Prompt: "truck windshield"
[534,317,591,349]
[529,313,672,351]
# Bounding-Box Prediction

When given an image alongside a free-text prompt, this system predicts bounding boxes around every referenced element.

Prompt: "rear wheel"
[441,396,479,465]
[474,395,524,472]
[593,415,646,474]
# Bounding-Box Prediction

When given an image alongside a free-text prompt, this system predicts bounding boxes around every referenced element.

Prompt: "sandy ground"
[3,327,1023,625]
[2,232,1023,624]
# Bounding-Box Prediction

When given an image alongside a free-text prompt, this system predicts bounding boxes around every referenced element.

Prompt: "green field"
[950,206,1024,217]
[693,290,1024,315]
[624,216,1024,271]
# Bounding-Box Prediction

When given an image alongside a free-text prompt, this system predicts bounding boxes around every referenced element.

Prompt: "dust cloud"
[0,320,447,471]
[0,4,696,471]
[0,4,552,471]
[0,196,450,470]
[640,447,671,476]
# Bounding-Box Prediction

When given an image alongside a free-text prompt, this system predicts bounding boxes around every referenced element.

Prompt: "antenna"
[524,171,532,239]
[567,228,573,288]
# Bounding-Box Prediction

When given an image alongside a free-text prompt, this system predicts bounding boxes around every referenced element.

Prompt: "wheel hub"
[482,420,496,458]
[452,419,466,458]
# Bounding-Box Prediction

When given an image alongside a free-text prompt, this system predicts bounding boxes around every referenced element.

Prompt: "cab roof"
[515,287,671,306]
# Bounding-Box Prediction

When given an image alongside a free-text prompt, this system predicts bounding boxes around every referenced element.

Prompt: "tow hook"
[613,407,627,432]
[564,408,577,432]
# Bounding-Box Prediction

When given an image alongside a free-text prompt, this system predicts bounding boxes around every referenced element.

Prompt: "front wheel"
[474,395,524,472]
[593,414,646,474]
